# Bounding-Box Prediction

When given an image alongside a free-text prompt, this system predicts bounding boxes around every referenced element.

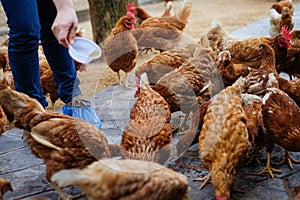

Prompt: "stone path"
[1,4,300,200]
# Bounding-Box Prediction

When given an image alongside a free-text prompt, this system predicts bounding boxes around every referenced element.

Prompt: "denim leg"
[36,0,82,104]
[0,0,48,108]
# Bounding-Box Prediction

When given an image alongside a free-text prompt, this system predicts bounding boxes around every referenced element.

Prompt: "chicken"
[120,73,172,164]
[279,47,300,77]
[135,44,199,85]
[132,0,191,52]
[241,93,265,164]
[271,0,294,16]
[102,3,138,87]
[152,47,222,114]
[217,50,251,87]
[38,58,58,108]
[276,77,300,106]
[0,178,13,200]
[278,30,300,76]
[197,82,249,199]
[199,21,232,55]
[269,7,294,37]
[214,25,291,71]
[0,77,111,199]
[260,87,300,178]
[290,30,300,48]
[152,47,223,132]
[238,44,279,96]
[51,158,189,200]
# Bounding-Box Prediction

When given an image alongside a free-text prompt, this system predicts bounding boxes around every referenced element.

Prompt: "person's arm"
[51,0,78,48]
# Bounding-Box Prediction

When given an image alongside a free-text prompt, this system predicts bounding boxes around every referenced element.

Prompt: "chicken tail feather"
[30,131,63,152]
[175,0,191,24]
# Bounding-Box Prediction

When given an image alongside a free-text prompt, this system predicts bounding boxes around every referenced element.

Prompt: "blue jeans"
[0,0,81,108]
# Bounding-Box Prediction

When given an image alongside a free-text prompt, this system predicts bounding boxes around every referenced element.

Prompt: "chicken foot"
[256,152,281,178]
[246,145,261,165]
[194,173,211,189]
[51,182,84,200]
[117,72,134,87]
[276,150,300,170]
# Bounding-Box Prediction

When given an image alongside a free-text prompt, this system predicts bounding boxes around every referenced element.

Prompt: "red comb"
[281,25,291,40]
[126,3,135,12]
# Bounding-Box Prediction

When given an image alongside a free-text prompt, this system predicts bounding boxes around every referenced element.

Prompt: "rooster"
[0,77,111,199]
[51,158,189,200]
[121,73,172,164]
[132,0,191,52]
[102,3,138,87]
[197,81,249,199]
[260,87,300,178]
[0,178,13,200]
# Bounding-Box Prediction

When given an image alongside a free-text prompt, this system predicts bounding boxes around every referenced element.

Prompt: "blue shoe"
[62,97,102,129]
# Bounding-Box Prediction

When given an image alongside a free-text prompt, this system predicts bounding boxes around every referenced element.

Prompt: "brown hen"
[269,6,294,37]
[152,47,222,115]
[198,82,249,200]
[152,47,223,132]
[212,24,291,71]
[39,58,58,108]
[135,43,199,85]
[121,73,172,164]
[102,3,138,87]
[276,76,300,106]
[260,87,300,178]
[0,78,111,199]
[241,93,265,164]
[132,0,191,52]
[238,44,279,96]
[217,50,251,87]
[51,158,189,200]
[0,178,13,200]
[271,0,294,15]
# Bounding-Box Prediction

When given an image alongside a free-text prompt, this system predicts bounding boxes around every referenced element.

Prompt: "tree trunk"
[87,0,138,45]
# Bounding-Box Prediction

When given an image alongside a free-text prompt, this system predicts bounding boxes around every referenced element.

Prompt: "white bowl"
[68,37,102,64]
